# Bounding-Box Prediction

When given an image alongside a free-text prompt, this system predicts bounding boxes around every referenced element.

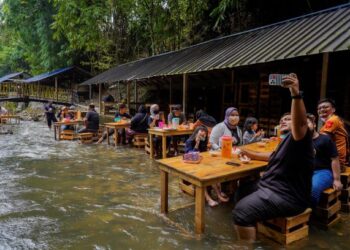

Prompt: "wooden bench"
[340,167,350,212]
[257,208,312,245]
[133,133,148,148]
[59,130,75,140]
[311,188,341,229]
[78,133,93,144]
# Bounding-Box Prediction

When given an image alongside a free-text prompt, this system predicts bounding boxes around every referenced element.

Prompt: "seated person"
[210,107,243,150]
[168,105,187,156]
[307,113,342,207]
[185,126,229,206]
[57,107,75,131]
[126,105,149,142]
[232,74,313,241]
[148,104,169,157]
[78,104,99,133]
[242,117,264,145]
[103,93,115,103]
[97,104,131,144]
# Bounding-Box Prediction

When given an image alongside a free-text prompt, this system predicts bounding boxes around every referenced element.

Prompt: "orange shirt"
[320,115,349,166]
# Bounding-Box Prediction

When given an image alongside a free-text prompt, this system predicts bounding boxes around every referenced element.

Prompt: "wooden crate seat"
[257,208,312,245]
[133,133,148,148]
[78,133,93,144]
[340,167,350,212]
[60,130,75,140]
[311,188,341,229]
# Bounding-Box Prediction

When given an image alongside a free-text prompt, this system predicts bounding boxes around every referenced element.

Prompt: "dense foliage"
[0,0,348,76]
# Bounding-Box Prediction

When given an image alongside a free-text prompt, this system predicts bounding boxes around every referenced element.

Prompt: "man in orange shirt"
[318,98,349,171]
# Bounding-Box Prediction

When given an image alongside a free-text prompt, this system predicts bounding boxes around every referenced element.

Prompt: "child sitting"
[242,117,264,145]
[185,126,229,207]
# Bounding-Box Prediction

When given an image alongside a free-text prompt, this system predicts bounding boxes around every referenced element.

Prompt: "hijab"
[224,107,239,130]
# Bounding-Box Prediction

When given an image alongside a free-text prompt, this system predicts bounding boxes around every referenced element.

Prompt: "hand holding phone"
[269,74,288,86]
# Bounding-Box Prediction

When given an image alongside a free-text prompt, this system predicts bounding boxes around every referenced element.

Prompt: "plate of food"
[183,152,202,164]
[209,150,220,157]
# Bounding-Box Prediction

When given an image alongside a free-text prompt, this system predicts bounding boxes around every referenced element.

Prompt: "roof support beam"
[127,81,130,109]
[320,52,329,99]
[55,77,58,101]
[169,78,172,105]
[89,84,92,101]
[134,80,138,110]
[98,83,102,114]
[183,73,188,115]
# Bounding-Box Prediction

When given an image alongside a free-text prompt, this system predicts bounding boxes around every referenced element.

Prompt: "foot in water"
[207,199,219,207]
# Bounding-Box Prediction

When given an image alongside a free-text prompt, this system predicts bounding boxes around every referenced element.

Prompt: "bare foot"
[218,193,229,203]
[207,199,219,207]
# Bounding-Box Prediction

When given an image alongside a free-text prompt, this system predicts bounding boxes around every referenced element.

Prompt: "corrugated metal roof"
[23,67,74,83]
[0,72,25,84]
[81,3,350,86]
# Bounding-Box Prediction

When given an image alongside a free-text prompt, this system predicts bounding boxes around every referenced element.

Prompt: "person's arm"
[181,113,187,125]
[239,148,271,161]
[243,131,256,144]
[209,125,221,150]
[148,117,157,128]
[282,73,308,141]
[331,157,342,191]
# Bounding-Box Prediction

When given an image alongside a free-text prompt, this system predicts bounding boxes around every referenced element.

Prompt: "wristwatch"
[291,91,303,99]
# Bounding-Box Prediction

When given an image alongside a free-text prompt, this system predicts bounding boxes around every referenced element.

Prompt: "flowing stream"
[0,121,349,249]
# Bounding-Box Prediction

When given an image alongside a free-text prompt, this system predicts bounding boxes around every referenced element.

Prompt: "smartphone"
[226,161,241,167]
[268,74,288,86]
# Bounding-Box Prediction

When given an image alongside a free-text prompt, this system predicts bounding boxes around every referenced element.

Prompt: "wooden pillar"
[37,81,40,98]
[320,53,329,99]
[169,78,172,105]
[183,73,188,115]
[98,83,102,114]
[127,81,130,108]
[89,84,92,101]
[55,77,58,101]
[134,80,138,110]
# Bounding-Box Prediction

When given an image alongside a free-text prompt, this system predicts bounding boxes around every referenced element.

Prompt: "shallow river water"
[0,121,349,249]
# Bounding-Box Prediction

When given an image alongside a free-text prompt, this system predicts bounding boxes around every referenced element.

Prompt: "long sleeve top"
[209,122,243,150]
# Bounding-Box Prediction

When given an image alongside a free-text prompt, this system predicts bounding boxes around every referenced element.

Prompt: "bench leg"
[150,134,154,159]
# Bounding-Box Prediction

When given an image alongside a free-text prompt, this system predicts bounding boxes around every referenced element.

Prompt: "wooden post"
[37,82,40,98]
[134,80,138,110]
[320,53,329,99]
[89,84,92,101]
[169,78,172,105]
[127,81,130,109]
[98,83,102,114]
[183,73,188,115]
[55,77,58,101]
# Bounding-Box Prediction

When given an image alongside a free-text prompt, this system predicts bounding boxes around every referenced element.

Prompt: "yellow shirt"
[320,115,349,166]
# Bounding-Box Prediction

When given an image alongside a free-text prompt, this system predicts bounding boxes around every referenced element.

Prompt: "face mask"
[200,136,206,141]
[153,110,159,115]
[229,116,239,125]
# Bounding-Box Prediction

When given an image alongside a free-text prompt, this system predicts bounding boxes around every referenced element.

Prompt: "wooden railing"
[0,83,73,103]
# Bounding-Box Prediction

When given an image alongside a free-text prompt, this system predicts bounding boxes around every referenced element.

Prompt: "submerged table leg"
[149,134,154,159]
[106,127,110,145]
[54,125,57,140]
[162,135,167,159]
[114,128,118,147]
[195,186,205,234]
[160,170,168,213]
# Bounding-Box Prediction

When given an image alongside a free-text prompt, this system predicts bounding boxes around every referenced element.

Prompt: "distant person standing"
[44,101,57,129]
[318,98,349,171]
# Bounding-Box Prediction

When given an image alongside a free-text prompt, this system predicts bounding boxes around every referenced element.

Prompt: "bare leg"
[212,184,229,202]
[234,225,256,242]
[205,189,218,207]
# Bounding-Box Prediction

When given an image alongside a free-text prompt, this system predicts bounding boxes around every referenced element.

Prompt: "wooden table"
[240,139,279,153]
[53,120,84,140]
[104,122,130,146]
[0,115,20,124]
[148,128,194,159]
[158,152,269,234]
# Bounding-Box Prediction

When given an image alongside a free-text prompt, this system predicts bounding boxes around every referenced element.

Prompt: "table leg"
[162,135,167,159]
[149,134,154,159]
[114,128,118,147]
[106,127,110,145]
[195,186,205,234]
[58,126,62,141]
[54,125,57,140]
[160,170,168,213]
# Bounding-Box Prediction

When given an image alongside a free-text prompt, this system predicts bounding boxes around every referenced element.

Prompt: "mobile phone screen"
[269,74,287,86]
[226,161,241,167]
